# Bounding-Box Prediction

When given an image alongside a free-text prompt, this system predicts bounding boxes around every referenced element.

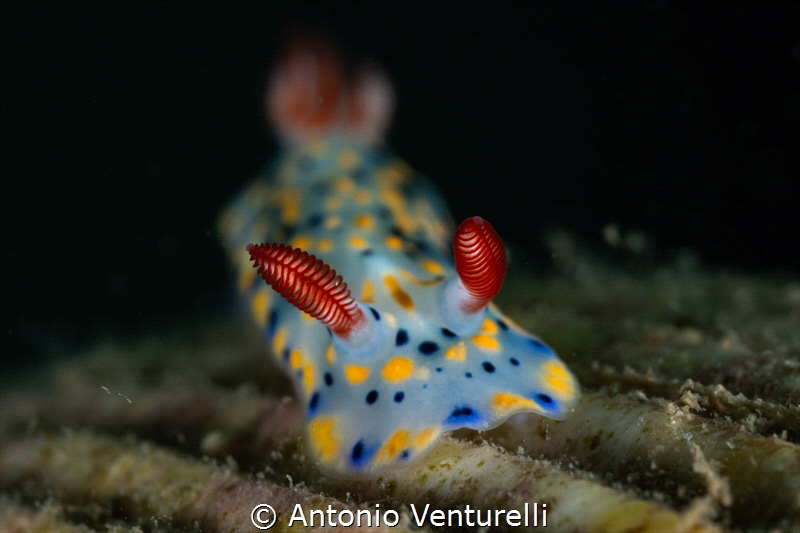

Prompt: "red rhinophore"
[247,243,366,338]
[453,216,507,313]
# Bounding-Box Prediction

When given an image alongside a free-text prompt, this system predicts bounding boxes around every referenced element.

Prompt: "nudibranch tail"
[247,243,366,339]
[453,216,507,313]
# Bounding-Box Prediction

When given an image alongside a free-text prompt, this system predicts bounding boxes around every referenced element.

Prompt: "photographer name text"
[286,502,546,528]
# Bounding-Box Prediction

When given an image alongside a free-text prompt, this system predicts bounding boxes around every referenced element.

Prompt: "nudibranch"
[218,35,579,476]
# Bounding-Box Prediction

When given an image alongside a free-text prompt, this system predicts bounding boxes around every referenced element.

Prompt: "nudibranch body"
[218,36,579,476]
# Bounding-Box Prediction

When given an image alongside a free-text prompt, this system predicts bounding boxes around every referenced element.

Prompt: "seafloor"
[1,231,798,532]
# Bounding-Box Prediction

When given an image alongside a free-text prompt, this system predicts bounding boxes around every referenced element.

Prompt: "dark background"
[3,2,798,371]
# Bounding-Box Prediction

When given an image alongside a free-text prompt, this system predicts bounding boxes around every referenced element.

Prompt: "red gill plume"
[452,216,507,314]
[247,243,366,339]
[266,31,394,145]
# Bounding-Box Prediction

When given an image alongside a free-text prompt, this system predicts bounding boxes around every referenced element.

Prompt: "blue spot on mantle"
[533,393,555,410]
[527,338,552,354]
[445,405,481,425]
[349,439,379,468]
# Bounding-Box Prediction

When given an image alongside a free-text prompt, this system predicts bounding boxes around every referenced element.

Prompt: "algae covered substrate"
[2,229,798,532]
